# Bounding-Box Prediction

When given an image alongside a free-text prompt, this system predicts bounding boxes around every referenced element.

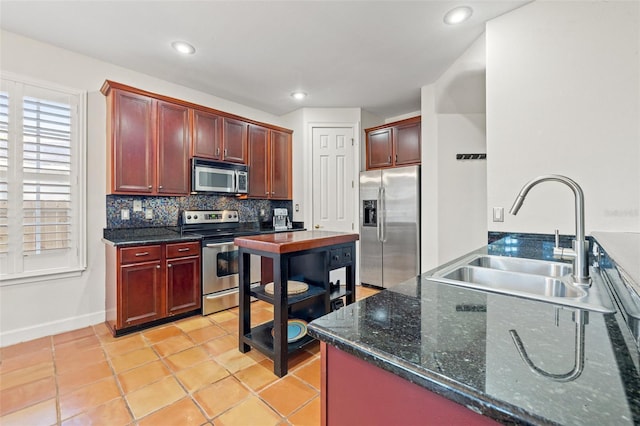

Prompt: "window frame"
[0,72,87,286]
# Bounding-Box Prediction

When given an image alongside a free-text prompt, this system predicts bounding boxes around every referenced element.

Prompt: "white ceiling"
[0,1,529,118]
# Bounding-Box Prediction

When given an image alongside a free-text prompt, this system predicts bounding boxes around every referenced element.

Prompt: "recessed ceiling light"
[171,41,196,55]
[443,6,473,25]
[291,91,307,100]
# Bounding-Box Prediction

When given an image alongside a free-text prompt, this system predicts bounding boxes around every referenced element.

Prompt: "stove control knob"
[194,215,198,220]
[186,215,192,220]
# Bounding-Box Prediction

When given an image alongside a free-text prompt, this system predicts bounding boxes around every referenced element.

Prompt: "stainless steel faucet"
[509,175,590,285]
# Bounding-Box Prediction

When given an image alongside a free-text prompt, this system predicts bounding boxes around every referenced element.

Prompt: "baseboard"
[0,310,105,348]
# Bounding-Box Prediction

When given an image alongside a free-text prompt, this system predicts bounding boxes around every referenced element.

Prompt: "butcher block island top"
[234,230,359,253]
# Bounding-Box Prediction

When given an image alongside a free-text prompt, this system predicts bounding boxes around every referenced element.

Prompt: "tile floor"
[0,285,379,426]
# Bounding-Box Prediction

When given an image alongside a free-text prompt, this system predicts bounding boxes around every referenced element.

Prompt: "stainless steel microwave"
[192,158,248,194]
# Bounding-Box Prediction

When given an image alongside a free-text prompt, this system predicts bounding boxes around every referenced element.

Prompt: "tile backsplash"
[106,194,292,228]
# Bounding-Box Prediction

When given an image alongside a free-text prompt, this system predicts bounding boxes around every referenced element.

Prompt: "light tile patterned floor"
[0,285,379,425]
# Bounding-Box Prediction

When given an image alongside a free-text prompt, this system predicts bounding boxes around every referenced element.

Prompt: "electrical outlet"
[145,208,153,220]
[295,204,300,212]
[121,209,130,220]
[133,200,142,212]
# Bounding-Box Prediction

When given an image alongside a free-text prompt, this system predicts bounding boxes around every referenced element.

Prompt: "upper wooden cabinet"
[157,101,190,194]
[191,109,223,160]
[270,129,292,199]
[248,125,292,200]
[102,80,293,196]
[365,116,421,170]
[103,83,190,195]
[222,117,248,164]
[192,111,247,164]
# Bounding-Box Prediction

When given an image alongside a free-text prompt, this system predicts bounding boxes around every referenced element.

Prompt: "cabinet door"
[270,130,292,200]
[248,124,270,198]
[394,122,421,166]
[112,90,155,193]
[157,101,190,195]
[222,117,248,163]
[192,109,222,159]
[119,261,163,328]
[166,255,201,316]
[366,128,393,169]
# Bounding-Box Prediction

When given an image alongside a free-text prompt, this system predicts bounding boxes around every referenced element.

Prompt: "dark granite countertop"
[308,233,640,425]
[102,227,201,247]
[102,223,307,247]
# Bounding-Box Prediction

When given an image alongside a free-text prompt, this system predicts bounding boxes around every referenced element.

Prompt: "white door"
[312,126,356,232]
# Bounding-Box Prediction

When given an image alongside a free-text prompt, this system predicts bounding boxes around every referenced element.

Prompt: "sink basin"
[441,266,585,298]
[426,254,615,313]
[466,255,572,277]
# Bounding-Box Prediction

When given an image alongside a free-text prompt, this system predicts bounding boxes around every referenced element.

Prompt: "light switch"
[133,200,142,212]
[121,209,130,220]
[493,207,504,222]
[145,208,153,220]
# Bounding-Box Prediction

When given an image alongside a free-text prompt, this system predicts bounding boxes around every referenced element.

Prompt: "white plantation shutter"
[0,76,86,284]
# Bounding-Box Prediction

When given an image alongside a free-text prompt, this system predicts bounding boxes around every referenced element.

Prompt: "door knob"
[314,225,320,229]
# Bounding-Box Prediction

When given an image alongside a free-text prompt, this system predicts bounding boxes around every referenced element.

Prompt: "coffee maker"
[272,208,291,231]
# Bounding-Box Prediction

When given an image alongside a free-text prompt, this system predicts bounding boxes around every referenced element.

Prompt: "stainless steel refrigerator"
[360,166,420,288]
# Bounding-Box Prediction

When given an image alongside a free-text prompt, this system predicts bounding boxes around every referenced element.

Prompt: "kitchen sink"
[426,254,615,313]
[440,266,585,298]
[466,255,572,277]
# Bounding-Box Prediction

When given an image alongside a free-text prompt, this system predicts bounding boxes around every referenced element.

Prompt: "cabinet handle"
[178,248,190,252]
[216,147,220,156]
[224,149,227,157]
[158,185,163,189]
[388,156,391,163]
[265,192,269,195]
[395,154,398,163]
[271,192,275,195]
[148,185,152,189]
[135,252,149,257]
[156,265,160,269]
[168,264,172,268]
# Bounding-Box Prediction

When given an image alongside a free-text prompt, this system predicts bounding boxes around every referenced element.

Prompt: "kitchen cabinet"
[191,109,223,160]
[222,117,248,164]
[235,231,358,376]
[157,101,191,194]
[105,241,201,336]
[103,82,190,195]
[102,80,293,193]
[365,116,421,170]
[248,125,292,199]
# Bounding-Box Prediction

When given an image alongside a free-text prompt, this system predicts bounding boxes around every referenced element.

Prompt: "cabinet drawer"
[341,247,353,264]
[166,241,200,259]
[330,246,354,268]
[120,245,162,264]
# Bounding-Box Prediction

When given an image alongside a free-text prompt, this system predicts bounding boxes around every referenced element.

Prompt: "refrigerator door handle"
[379,186,386,242]
[377,186,383,242]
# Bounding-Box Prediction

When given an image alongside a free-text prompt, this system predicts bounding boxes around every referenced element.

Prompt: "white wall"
[486,1,640,235]
[0,30,286,346]
[280,108,305,222]
[421,34,488,271]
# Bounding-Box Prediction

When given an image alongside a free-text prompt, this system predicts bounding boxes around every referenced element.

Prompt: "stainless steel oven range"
[181,210,261,315]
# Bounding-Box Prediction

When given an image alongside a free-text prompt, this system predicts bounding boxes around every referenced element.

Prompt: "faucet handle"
[553,229,577,261]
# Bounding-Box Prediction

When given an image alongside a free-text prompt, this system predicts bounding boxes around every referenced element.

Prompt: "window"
[0,75,86,284]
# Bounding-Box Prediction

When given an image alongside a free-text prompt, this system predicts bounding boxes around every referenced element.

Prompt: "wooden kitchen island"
[235,231,359,377]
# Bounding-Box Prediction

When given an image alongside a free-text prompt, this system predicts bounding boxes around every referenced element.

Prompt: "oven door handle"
[205,242,235,248]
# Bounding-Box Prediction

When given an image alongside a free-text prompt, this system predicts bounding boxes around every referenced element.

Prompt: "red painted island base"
[320,343,499,426]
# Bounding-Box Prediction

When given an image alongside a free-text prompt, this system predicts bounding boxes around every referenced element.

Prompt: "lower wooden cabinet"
[105,241,201,335]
